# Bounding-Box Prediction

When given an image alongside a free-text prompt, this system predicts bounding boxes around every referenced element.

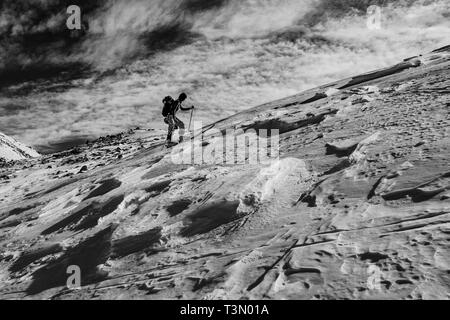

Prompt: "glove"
[191,106,195,110]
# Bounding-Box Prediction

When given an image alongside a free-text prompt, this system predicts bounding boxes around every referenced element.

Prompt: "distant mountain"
[0,132,40,161]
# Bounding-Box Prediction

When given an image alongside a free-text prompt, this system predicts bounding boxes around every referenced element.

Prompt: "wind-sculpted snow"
[0,48,449,299]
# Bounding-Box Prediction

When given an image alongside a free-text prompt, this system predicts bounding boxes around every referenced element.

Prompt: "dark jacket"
[170,100,191,116]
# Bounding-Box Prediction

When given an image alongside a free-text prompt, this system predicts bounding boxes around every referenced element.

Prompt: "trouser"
[164,115,185,142]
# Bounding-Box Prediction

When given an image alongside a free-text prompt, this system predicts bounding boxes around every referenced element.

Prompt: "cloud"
[1,0,448,74]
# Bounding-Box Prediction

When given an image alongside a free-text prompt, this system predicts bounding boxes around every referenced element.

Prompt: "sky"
[0,0,449,152]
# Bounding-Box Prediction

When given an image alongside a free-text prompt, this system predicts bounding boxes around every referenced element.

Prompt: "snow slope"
[0,46,449,299]
[0,132,40,161]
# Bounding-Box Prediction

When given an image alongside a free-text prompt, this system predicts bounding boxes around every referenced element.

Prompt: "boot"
[165,134,172,147]
[166,131,172,143]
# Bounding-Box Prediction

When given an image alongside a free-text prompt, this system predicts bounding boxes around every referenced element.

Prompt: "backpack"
[162,96,174,117]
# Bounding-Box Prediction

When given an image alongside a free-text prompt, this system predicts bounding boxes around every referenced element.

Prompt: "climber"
[162,93,194,146]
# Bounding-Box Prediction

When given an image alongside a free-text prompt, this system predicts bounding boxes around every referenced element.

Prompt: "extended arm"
[180,103,194,111]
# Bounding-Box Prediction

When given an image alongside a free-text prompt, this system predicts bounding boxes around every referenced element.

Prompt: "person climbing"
[162,93,194,146]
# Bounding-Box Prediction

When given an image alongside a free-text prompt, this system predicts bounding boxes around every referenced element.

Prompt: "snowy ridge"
[0,132,40,161]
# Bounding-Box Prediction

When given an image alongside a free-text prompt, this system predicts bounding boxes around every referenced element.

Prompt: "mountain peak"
[0,132,40,162]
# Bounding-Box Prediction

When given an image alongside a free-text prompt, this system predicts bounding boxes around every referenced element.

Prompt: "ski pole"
[188,107,194,132]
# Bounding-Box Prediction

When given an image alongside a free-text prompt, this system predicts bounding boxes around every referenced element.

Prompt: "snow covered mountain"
[0,132,40,161]
[0,46,449,299]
